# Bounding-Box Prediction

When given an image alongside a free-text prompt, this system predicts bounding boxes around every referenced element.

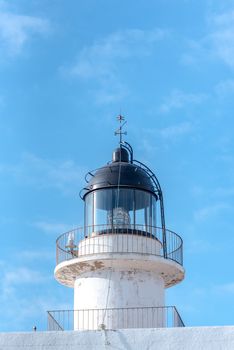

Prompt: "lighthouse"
[52,117,185,331]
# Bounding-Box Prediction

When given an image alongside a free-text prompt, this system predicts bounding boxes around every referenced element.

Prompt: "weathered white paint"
[54,234,184,330]
[1,327,234,350]
[74,269,165,330]
[55,252,184,288]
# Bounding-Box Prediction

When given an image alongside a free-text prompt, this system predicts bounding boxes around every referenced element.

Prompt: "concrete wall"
[74,269,164,310]
[74,269,165,330]
[1,326,234,350]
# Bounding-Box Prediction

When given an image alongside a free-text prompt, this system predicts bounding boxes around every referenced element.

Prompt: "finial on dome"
[115,114,127,145]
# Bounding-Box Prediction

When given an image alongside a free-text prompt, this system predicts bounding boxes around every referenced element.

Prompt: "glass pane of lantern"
[152,196,157,234]
[135,190,150,231]
[93,189,112,231]
[85,192,93,236]
[111,189,134,229]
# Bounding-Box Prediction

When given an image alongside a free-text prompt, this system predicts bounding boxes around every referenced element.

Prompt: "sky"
[1,0,234,332]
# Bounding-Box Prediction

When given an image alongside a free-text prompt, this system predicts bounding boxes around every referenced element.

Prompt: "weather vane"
[115,114,127,145]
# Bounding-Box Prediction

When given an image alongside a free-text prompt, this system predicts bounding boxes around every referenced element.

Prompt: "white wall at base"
[74,269,165,330]
[2,326,234,350]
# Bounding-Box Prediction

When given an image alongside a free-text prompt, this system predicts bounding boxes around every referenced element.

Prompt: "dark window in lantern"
[84,188,157,234]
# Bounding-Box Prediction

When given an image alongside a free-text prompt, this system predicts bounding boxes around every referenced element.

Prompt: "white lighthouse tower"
[51,117,185,331]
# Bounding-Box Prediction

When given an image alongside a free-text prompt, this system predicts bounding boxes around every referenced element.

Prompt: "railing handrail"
[48,305,180,313]
[56,224,183,266]
[47,305,185,331]
[173,306,185,327]
[47,311,64,331]
[56,225,182,244]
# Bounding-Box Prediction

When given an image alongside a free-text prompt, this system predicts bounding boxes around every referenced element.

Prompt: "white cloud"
[211,10,234,27]
[68,28,166,79]
[95,82,129,105]
[215,282,234,294]
[140,121,192,155]
[191,185,234,199]
[62,28,167,104]
[0,6,49,56]
[5,267,46,285]
[216,154,234,164]
[183,10,234,69]
[140,138,158,155]
[0,152,87,195]
[215,187,234,197]
[194,203,230,221]
[0,266,48,298]
[33,221,71,234]
[0,271,70,331]
[0,94,4,106]
[17,249,53,261]
[4,295,71,331]
[215,79,234,97]
[180,282,234,300]
[190,185,205,197]
[0,1,8,10]
[0,257,71,331]
[159,89,207,113]
[160,122,192,139]
[186,239,219,254]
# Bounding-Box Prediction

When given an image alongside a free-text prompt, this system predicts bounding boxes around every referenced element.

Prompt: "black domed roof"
[82,147,157,199]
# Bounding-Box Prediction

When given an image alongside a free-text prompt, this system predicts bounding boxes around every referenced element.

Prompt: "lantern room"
[81,144,166,252]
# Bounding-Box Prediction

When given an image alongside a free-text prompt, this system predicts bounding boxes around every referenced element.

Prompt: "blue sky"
[1,0,234,331]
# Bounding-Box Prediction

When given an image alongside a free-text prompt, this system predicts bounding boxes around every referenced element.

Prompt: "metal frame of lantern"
[79,141,167,259]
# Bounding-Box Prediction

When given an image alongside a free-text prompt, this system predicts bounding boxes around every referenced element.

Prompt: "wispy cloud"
[68,28,166,79]
[215,79,234,97]
[180,282,234,303]
[186,238,219,255]
[4,294,71,331]
[214,282,234,294]
[0,153,87,195]
[61,28,167,104]
[190,185,205,197]
[0,4,50,56]
[160,122,192,139]
[159,89,207,113]
[5,267,46,286]
[16,249,53,261]
[194,203,231,221]
[0,256,71,331]
[0,94,4,106]
[0,266,48,298]
[95,82,129,105]
[209,11,234,68]
[140,121,193,156]
[0,262,70,331]
[33,221,71,234]
[182,10,234,69]
[214,187,234,197]
[191,185,234,199]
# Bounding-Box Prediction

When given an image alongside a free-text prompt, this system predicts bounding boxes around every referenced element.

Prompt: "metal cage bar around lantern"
[80,142,168,259]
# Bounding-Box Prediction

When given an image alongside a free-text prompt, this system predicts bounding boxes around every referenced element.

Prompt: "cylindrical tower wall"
[74,268,165,330]
[72,233,165,330]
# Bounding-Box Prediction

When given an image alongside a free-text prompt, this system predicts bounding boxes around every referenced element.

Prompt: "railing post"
[47,306,184,331]
[56,224,183,268]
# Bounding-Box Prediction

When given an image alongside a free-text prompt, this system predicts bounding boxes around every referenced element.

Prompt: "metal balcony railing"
[47,306,185,331]
[56,224,183,266]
